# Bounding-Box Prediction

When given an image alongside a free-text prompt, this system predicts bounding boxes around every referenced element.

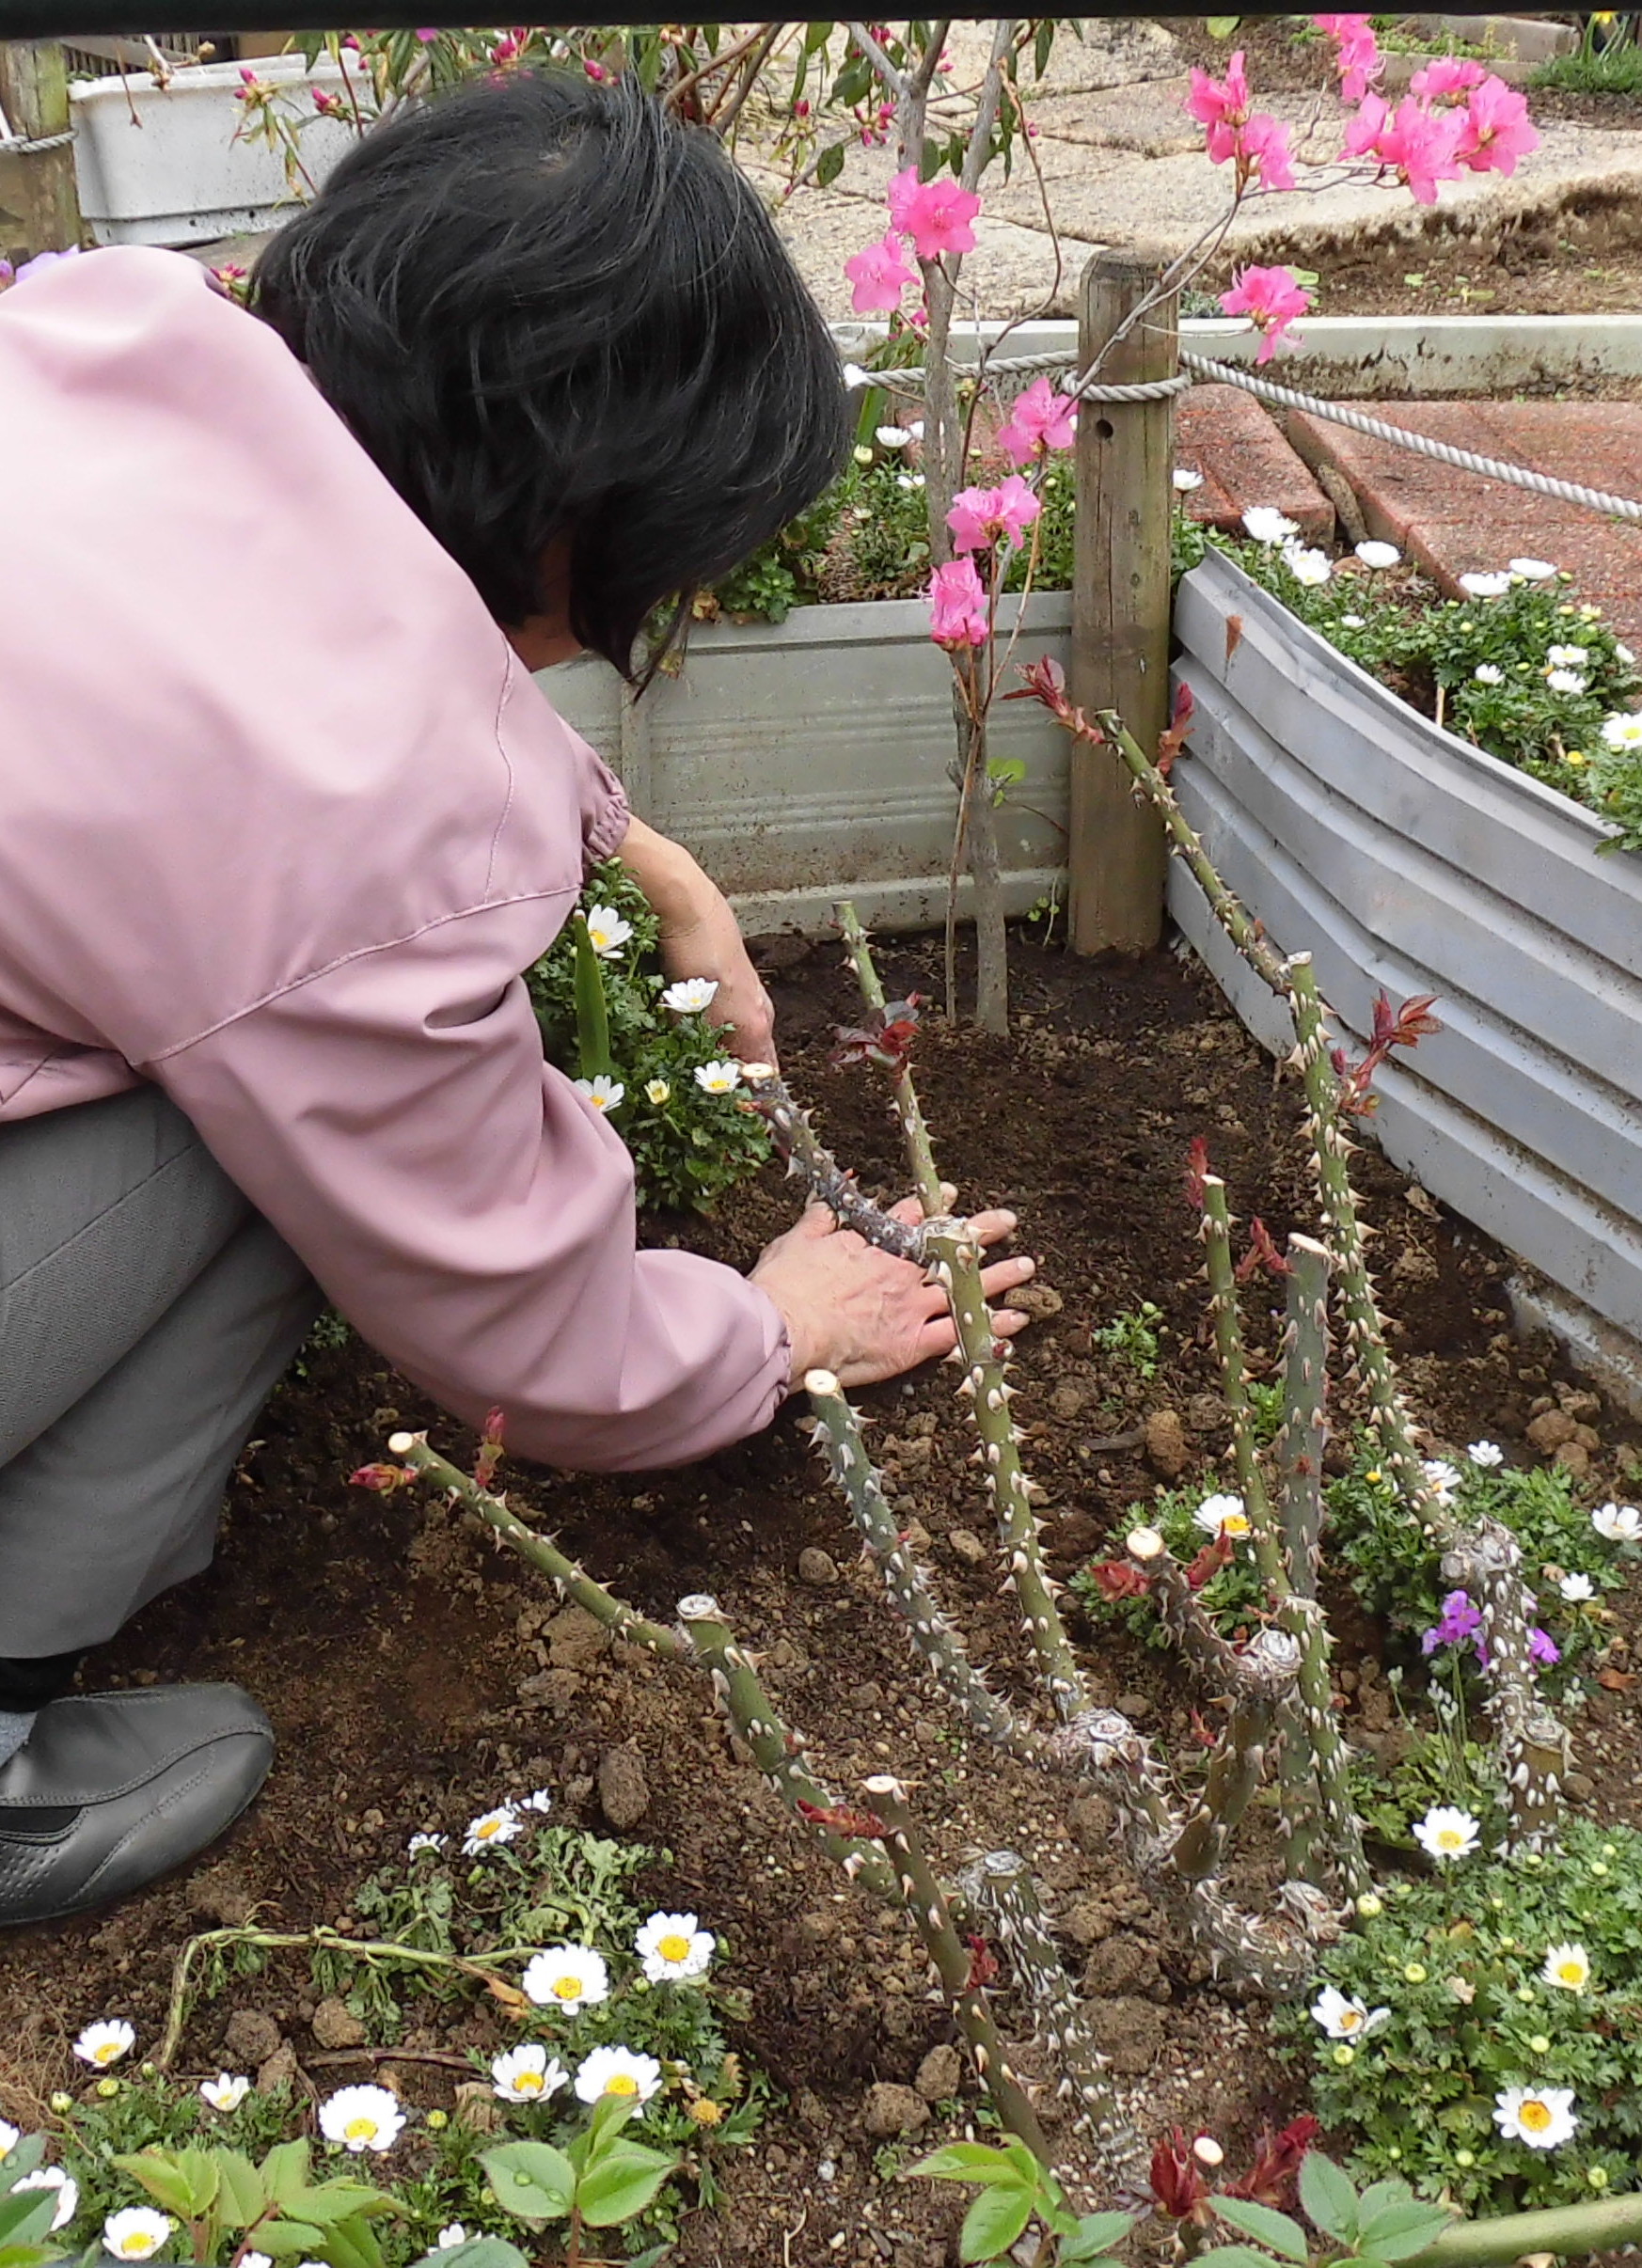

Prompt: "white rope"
[0,128,73,154]
[850,344,1642,528]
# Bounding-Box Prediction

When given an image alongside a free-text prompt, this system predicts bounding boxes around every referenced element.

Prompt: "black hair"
[253,71,849,676]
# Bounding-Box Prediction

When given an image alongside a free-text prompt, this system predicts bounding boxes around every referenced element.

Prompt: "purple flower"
[1528,1627,1560,1668]
[1421,1588,1483,1655]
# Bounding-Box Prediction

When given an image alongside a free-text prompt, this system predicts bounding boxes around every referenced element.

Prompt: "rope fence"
[860,344,1642,529]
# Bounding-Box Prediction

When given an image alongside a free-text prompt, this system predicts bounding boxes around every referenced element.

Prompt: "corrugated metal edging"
[540,593,1073,935]
[1170,550,1642,1346]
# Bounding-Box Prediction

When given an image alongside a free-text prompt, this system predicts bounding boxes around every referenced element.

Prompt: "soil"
[2,936,1639,2267]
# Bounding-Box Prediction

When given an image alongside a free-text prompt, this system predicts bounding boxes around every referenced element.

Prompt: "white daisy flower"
[1309,1986,1389,2040]
[1618,642,1635,666]
[1592,1502,1642,1543]
[102,2209,173,2260]
[876,424,913,449]
[1173,468,1205,492]
[1467,1441,1504,1467]
[1283,543,1332,588]
[407,1832,446,1856]
[462,1805,522,1857]
[1543,1942,1591,1992]
[243,2252,272,2268]
[436,2229,468,2252]
[1600,711,1642,752]
[490,2043,569,2103]
[16,2170,77,2232]
[1421,1458,1462,1505]
[1459,571,1511,599]
[318,2085,405,2154]
[573,2046,663,2106]
[1242,507,1299,545]
[522,1945,610,2011]
[1192,1492,1250,1541]
[1509,558,1557,580]
[73,2021,135,2070]
[573,1075,624,1114]
[1355,541,1400,571]
[1546,669,1588,696]
[636,1911,716,1983]
[1413,1803,1481,1863]
[1492,2086,1577,2150]
[1547,644,1587,669]
[1473,664,1503,685]
[644,1079,671,1106]
[581,905,633,959]
[1558,1571,1595,1602]
[520,1788,552,1815]
[1341,612,1367,628]
[199,2072,250,2113]
[0,2121,17,2157]
[895,472,926,492]
[693,1060,741,1096]
[661,977,719,1014]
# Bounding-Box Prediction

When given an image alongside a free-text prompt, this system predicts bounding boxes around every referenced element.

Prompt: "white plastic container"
[70,54,357,249]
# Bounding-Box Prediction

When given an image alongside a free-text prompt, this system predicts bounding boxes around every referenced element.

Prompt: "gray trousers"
[0,1083,322,1660]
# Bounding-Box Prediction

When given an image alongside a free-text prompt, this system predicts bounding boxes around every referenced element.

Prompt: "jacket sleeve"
[151,898,792,1471]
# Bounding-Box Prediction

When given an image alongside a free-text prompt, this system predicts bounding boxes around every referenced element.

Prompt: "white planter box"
[71,55,355,248]
[1171,546,1642,1351]
[539,592,1073,936]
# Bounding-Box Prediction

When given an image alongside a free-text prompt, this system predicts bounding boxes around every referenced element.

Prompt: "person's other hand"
[750,1197,1035,1389]
[618,814,776,1066]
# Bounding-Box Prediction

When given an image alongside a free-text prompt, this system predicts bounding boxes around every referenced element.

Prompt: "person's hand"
[750,1198,1036,1390]
[618,814,776,1065]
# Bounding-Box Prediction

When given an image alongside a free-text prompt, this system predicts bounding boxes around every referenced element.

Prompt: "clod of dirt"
[1064,1898,1117,1946]
[257,2043,299,2094]
[1526,1409,1578,1453]
[453,2082,501,2134]
[311,1997,368,2050]
[544,1604,609,1669]
[944,1529,989,1568]
[1144,1409,1190,1479]
[1083,1933,1166,2000]
[1012,1283,1064,1319]
[1082,1995,1166,2076]
[861,2081,930,2139]
[1555,1443,1591,1479]
[913,2043,962,2103]
[597,1743,651,1829]
[797,1547,841,1586]
[1067,1794,1115,1855]
[1049,1381,1088,1420]
[1186,1393,1224,1435]
[223,2008,282,2067]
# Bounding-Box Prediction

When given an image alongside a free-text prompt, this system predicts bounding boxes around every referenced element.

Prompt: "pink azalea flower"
[946,473,1042,554]
[1409,55,1486,103]
[1219,263,1312,364]
[1314,13,1381,104]
[1455,74,1539,177]
[1186,49,1251,135]
[887,166,982,261]
[1237,112,1297,192]
[583,59,608,81]
[995,375,1078,466]
[1344,91,1463,204]
[844,231,917,315]
[414,25,439,39]
[928,558,990,650]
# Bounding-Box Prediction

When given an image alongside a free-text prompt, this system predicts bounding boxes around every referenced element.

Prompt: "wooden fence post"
[1067,250,1178,955]
[0,39,80,261]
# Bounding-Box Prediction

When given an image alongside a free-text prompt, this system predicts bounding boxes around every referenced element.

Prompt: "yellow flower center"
[605,2074,639,2097]
[658,1934,691,1963]
[1337,2006,1364,2032]
[1555,1961,1585,1986]
[119,2239,150,2257]
[516,2071,545,2095]
[94,2043,120,2065]
[1365,1470,1381,1484]
[476,1819,502,1840]
[344,2118,377,2143]
[552,1977,582,2001]
[1222,1511,1251,1537]
[688,2099,724,2127]
[1437,1828,1466,1851]
[1520,2101,1553,2134]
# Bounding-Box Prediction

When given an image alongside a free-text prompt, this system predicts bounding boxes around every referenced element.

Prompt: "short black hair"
[253,71,848,675]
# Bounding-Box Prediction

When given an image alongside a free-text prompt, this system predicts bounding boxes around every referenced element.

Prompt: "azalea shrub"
[1280,1815,1642,2211]
[527,858,770,1214]
[1194,520,1642,852]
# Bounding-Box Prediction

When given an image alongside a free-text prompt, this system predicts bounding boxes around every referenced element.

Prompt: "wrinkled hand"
[750,1197,1035,1391]
[619,813,776,1066]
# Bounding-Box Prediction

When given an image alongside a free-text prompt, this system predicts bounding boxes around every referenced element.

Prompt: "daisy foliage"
[1281,1816,1642,2207]
[527,858,769,1212]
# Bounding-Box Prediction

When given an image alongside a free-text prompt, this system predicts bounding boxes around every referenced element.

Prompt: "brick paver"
[1176,385,1334,545]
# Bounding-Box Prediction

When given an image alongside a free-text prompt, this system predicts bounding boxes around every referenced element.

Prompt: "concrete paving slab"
[1177,385,1335,543]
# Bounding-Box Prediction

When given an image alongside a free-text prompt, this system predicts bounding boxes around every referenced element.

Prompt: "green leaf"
[406,2244,530,2268]
[298,2181,398,2226]
[572,915,615,1082]
[0,2196,56,2249]
[1194,2248,1291,2268]
[112,2150,214,2221]
[260,2142,313,2212]
[0,2141,46,2189]
[958,2183,1034,2264]
[256,2223,327,2257]
[480,2142,576,2225]
[1067,2213,1139,2255]
[213,2149,270,2231]
[1300,2151,1361,2244]
[313,2212,384,2268]
[1356,2198,1455,2259]
[575,2144,681,2229]
[909,2143,1026,2187]
[1206,15,1241,35]
[816,139,845,188]
[1213,2198,1310,2260]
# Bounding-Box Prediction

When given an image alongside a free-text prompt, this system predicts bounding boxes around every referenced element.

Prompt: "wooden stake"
[0,39,80,260]
[1067,252,1176,954]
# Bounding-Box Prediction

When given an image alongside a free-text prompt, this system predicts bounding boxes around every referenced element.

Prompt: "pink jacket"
[0,246,789,1468]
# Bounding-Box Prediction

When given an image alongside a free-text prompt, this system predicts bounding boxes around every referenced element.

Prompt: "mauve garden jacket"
[0,245,790,1468]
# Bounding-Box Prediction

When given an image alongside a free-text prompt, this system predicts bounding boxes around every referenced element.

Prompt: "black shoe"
[0,1685,274,1925]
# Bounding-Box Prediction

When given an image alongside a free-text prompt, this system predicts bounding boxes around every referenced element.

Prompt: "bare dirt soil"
[2,936,1637,2267]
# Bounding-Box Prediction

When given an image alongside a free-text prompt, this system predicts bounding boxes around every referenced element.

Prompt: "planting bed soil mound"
[2,936,1638,2266]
